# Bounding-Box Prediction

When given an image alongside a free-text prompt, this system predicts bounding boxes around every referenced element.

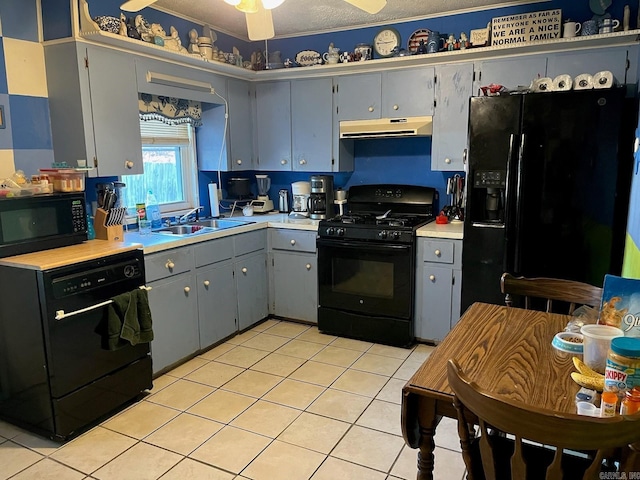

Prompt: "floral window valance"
[139,93,202,127]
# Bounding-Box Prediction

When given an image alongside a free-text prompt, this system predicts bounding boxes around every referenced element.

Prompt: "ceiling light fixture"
[224,0,285,13]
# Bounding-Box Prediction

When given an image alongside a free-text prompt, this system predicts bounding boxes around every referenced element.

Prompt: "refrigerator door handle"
[503,133,517,273]
[512,133,526,272]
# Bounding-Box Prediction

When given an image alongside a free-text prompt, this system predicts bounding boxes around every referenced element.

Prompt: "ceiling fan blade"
[245,3,275,40]
[343,0,386,14]
[120,0,158,12]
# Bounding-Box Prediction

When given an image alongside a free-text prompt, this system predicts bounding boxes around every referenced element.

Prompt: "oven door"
[317,238,414,319]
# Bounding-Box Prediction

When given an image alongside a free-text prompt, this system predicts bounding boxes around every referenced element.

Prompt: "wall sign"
[491,9,562,46]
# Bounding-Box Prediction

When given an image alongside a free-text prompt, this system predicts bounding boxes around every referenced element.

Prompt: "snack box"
[599,274,640,337]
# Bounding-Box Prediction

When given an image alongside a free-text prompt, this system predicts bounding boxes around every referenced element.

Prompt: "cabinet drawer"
[270,229,316,253]
[234,229,266,257]
[421,240,455,264]
[194,237,234,268]
[145,247,194,282]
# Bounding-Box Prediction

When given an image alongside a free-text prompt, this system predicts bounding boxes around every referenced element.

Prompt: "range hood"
[339,116,433,139]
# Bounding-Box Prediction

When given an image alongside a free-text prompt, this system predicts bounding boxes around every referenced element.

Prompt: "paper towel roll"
[593,70,615,89]
[208,183,220,218]
[552,74,573,92]
[532,77,553,92]
[573,73,594,90]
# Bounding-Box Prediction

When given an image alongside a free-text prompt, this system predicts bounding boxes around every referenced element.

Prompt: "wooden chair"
[500,272,603,314]
[447,359,640,480]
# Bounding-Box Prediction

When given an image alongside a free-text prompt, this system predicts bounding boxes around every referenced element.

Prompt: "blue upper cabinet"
[335,68,435,121]
[255,81,292,171]
[474,55,548,95]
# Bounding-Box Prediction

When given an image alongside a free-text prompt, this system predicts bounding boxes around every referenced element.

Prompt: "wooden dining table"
[401,302,580,480]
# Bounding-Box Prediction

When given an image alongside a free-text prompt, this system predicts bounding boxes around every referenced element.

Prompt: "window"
[121,120,199,215]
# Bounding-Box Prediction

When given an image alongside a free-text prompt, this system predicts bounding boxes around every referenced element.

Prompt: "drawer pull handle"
[236,159,242,165]
[281,159,288,165]
[429,275,436,282]
[55,286,151,320]
[184,286,190,293]
[306,263,312,270]
[393,104,399,110]
[242,267,248,274]
[290,239,296,246]
[368,106,374,112]
[444,158,451,164]
[125,160,134,169]
[434,250,441,257]
[166,260,175,269]
[203,280,210,287]
[299,159,307,165]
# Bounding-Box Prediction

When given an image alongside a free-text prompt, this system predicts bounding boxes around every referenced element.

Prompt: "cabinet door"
[256,81,292,170]
[271,251,317,323]
[197,261,237,348]
[87,45,143,176]
[236,253,268,330]
[228,79,255,171]
[291,78,334,172]
[416,265,454,342]
[432,63,474,171]
[546,48,629,84]
[336,73,382,120]
[474,55,547,95]
[382,67,435,117]
[148,273,198,373]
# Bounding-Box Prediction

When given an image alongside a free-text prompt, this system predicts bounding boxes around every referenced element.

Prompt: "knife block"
[94,208,124,241]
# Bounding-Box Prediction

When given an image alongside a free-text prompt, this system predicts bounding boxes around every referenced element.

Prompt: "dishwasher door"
[41,250,150,399]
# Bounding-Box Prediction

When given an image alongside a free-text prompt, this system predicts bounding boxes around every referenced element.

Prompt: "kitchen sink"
[151,218,253,236]
[190,219,254,229]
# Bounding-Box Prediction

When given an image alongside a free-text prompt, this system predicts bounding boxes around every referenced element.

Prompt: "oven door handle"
[55,285,152,321]
[317,239,412,252]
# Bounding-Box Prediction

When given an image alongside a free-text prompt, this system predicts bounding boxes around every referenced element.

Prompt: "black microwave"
[0,192,87,258]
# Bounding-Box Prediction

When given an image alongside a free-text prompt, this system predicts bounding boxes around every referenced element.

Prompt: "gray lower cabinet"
[146,230,268,373]
[145,247,199,373]
[414,238,462,342]
[269,229,318,323]
[235,252,268,330]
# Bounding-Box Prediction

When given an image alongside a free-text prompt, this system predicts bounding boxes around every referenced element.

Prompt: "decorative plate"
[407,28,431,53]
[295,50,322,66]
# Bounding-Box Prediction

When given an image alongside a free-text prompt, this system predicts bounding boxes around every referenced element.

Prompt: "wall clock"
[373,27,401,58]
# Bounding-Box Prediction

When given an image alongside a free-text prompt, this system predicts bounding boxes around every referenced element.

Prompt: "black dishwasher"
[0,249,152,441]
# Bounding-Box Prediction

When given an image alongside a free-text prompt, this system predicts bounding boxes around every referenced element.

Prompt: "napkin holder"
[94,208,124,241]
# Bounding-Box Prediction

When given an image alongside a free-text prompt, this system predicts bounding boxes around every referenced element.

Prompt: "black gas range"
[317,184,437,347]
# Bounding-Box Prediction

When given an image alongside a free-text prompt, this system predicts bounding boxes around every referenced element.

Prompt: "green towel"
[106,289,154,351]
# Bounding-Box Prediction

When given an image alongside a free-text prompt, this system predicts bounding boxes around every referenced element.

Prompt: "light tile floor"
[0,320,468,480]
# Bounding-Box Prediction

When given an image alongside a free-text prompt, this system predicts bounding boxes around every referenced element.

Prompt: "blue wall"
[2,0,636,217]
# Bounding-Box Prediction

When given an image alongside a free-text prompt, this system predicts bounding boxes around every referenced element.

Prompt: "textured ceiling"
[150,0,541,40]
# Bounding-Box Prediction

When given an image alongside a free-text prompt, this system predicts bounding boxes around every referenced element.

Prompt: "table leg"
[401,391,440,480]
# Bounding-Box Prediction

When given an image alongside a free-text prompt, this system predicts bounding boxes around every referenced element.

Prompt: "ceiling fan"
[120,0,387,40]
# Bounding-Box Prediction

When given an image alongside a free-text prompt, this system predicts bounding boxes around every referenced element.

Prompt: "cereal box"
[599,274,640,337]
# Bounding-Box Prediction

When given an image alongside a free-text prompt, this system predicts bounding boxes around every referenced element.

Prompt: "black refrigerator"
[461,88,637,313]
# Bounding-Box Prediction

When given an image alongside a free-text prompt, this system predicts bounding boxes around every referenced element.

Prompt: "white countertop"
[125,212,463,253]
[416,220,464,240]
[125,212,319,254]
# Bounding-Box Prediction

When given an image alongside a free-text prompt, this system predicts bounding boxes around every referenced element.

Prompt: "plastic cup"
[138,219,151,235]
[576,401,597,416]
[580,324,624,374]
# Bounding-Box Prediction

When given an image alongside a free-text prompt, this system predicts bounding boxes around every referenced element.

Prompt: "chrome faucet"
[179,206,203,223]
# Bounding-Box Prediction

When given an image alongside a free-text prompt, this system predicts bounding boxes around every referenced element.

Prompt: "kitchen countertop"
[125,212,320,254]
[0,240,143,270]
[416,220,464,240]
[125,212,464,253]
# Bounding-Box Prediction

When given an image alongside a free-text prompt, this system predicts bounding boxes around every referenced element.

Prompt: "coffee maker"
[290,181,311,219]
[309,175,334,220]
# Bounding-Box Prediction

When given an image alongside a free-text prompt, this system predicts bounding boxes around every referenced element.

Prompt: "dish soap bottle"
[146,190,162,229]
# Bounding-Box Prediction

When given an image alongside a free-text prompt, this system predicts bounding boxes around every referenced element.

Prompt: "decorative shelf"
[74,0,640,82]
